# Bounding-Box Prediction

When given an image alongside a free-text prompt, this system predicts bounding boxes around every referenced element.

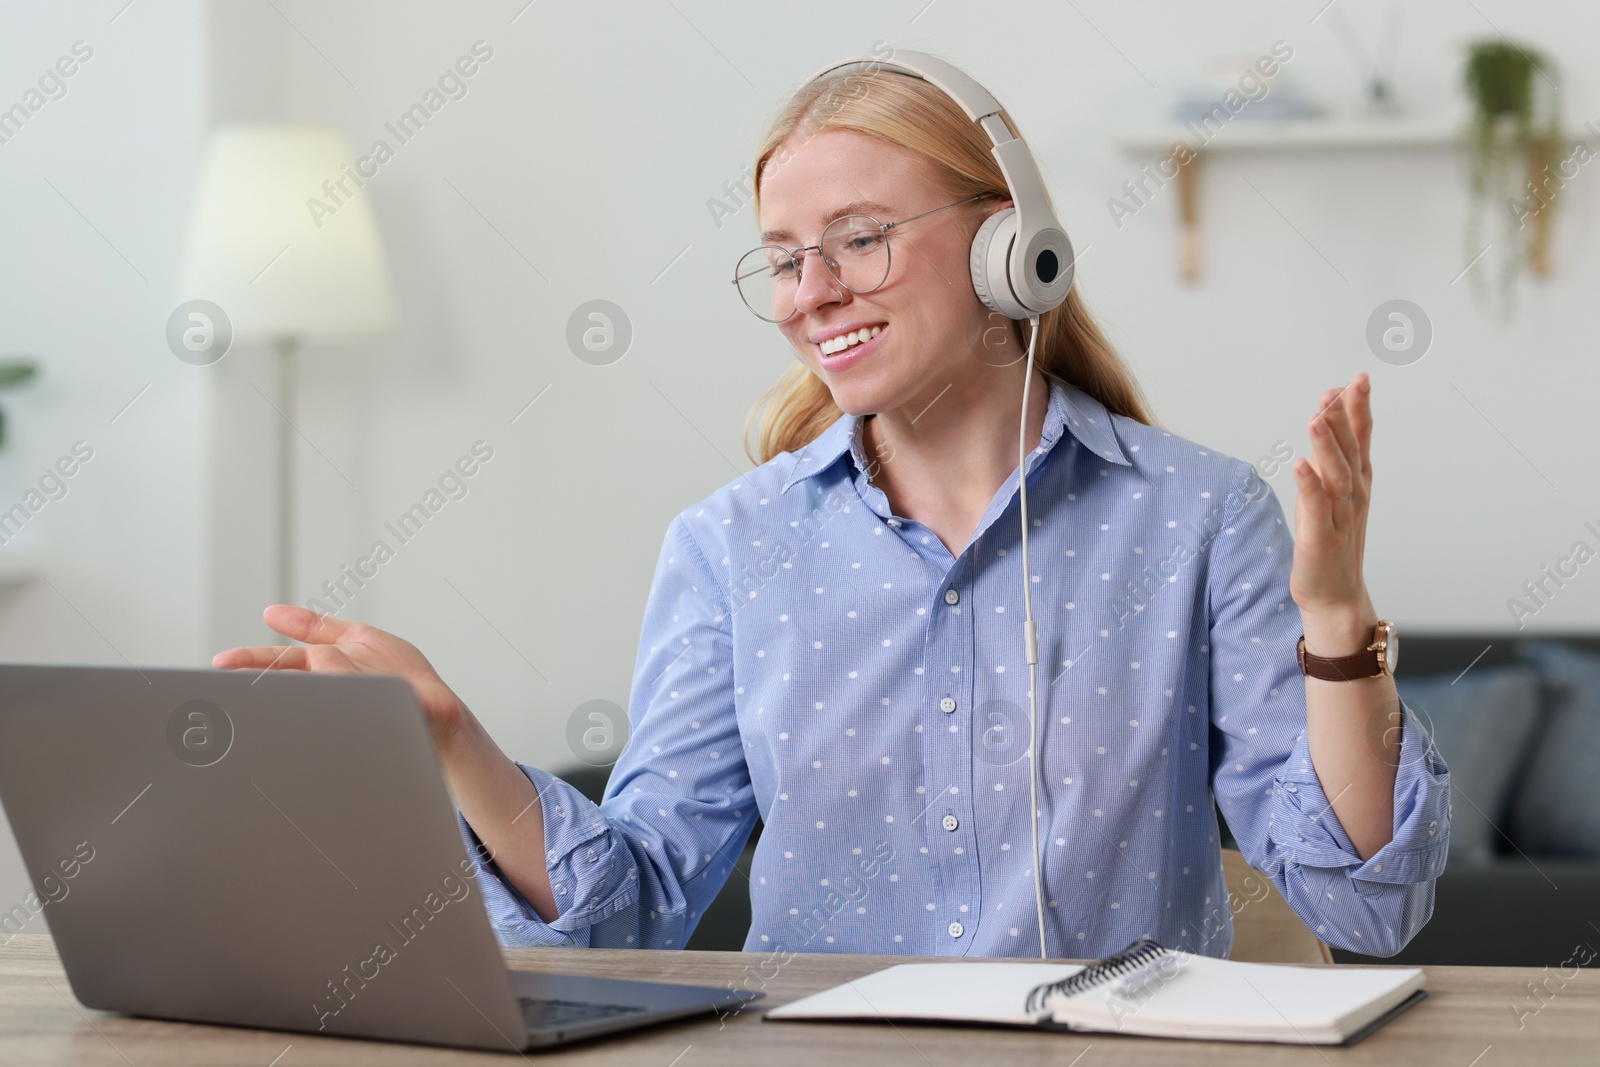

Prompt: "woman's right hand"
[217,605,561,920]
[212,605,468,748]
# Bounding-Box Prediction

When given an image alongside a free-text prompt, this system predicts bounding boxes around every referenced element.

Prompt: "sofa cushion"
[1332,858,1600,967]
[1395,666,1544,865]
[1508,642,1600,858]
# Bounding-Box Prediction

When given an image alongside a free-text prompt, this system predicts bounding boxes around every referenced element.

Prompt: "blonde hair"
[742,57,1155,466]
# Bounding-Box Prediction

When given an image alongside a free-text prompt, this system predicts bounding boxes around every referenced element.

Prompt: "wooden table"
[0,935,1593,1064]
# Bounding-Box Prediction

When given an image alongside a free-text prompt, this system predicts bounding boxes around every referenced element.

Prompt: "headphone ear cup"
[969,208,1030,320]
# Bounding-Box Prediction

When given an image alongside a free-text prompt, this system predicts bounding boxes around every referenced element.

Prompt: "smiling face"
[756,129,1012,418]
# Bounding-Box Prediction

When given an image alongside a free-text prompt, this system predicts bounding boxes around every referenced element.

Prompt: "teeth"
[820,326,882,355]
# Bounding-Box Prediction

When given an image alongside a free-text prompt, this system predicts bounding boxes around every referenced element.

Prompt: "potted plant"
[1462,40,1561,318]
[0,358,38,450]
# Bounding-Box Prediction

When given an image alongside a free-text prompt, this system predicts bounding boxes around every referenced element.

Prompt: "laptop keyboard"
[519,996,649,1030]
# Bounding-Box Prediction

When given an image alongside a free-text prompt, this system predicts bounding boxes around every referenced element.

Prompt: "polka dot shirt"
[459,375,1449,959]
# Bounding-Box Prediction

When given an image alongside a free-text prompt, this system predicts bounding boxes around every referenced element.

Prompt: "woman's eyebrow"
[760,199,897,244]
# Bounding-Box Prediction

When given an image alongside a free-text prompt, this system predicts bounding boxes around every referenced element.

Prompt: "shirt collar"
[779,373,1131,494]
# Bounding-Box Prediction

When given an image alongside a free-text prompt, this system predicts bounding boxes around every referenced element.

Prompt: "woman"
[214,55,1449,960]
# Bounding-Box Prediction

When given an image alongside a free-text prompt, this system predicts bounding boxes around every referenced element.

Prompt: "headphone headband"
[802,50,1074,317]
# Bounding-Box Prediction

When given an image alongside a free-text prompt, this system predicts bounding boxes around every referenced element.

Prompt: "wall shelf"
[1109,115,1598,281]
[1112,116,1467,155]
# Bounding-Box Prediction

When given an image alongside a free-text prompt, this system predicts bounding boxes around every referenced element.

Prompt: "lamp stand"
[274,335,301,609]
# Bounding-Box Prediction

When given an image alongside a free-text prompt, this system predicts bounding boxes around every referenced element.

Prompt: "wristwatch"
[1296,620,1398,681]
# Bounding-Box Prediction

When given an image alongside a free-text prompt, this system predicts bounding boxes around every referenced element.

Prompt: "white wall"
[0,0,208,930]
[4,0,1599,919]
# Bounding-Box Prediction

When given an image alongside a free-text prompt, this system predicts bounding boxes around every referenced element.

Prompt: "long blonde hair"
[742,56,1155,466]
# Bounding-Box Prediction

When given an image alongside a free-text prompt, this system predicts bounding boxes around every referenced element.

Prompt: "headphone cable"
[1017,313,1048,960]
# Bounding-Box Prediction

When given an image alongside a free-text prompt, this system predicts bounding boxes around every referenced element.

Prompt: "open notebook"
[764,938,1426,1046]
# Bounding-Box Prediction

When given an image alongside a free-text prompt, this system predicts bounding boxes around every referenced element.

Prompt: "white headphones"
[804,50,1076,320]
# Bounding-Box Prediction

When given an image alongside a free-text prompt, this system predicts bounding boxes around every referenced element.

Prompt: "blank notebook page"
[765,962,1079,1026]
[1051,954,1424,1043]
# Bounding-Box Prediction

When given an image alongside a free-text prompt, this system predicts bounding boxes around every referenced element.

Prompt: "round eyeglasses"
[733,194,996,323]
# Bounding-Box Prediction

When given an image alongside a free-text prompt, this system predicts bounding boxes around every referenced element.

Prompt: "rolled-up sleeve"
[457,514,757,949]
[1205,461,1450,956]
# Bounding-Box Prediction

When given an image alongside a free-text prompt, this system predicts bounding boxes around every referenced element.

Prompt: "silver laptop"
[0,663,758,1051]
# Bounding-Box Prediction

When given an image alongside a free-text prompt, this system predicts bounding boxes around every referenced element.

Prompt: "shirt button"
[940,697,957,714]
[944,588,960,605]
[941,814,959,832]
[948,921,964,938]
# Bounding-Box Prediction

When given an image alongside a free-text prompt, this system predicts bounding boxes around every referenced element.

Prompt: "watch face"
[1384,623,1399,674]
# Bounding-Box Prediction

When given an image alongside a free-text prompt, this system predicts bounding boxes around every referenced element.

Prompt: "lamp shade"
[179,122,395,344]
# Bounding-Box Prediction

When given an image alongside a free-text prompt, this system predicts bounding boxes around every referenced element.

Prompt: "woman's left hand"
[1289,371,1378,651]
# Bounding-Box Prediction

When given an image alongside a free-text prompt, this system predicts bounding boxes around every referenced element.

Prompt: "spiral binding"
[1024,937,1168,1014]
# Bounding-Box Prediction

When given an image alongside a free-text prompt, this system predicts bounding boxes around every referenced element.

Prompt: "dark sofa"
[552,634,1600,965]
[1329,634,1600,967]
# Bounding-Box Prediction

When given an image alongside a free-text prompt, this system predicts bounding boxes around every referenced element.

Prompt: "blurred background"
[1,0,1597,963]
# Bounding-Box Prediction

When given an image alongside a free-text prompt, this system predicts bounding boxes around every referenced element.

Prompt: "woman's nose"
[792,248,847,315]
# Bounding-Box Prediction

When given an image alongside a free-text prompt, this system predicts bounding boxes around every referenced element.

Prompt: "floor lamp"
[180,123,395,609]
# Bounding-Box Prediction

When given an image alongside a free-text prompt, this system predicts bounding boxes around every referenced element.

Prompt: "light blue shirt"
[458,373,1450,959]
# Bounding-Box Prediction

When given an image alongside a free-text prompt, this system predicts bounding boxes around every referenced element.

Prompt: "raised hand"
[1289,371,1378,654]
[212,605,467,746]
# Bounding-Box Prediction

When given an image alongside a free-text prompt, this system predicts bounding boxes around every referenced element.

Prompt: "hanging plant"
[1461,40,1561,319]
[0,359,39,451]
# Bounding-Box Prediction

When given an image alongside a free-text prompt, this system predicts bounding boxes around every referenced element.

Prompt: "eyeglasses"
[733,193,996,323]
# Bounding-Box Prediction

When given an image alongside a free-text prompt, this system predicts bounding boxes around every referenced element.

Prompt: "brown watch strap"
[1296,636,1383,681]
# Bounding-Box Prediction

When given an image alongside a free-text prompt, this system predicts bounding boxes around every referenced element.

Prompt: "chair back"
[1221,848,1334,964]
